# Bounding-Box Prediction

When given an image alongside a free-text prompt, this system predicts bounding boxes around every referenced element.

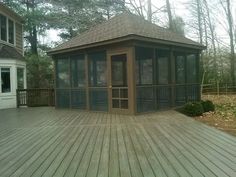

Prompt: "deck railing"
[202,83,236,95]
[17,89,55,107]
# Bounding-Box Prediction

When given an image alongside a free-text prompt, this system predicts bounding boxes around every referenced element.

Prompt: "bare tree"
[203,0,218,81]
[125,0,164,22]
[219,0,235,85]
[196,0,203,44]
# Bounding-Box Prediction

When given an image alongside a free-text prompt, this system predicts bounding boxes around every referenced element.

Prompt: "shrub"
[182,102,204,117]
[201,100,215,112]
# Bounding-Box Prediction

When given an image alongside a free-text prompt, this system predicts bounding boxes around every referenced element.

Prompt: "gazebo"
[48,12,205,115]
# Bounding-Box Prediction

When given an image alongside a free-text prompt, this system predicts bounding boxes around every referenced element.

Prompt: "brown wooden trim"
[107,47,134,115]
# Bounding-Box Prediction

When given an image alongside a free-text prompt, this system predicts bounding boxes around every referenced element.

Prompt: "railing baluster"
[16,89,55,108]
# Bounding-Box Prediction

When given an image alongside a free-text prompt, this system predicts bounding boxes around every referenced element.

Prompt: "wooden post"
[85,53,90,111]
[170,47,175,107]
[16,89,19,108]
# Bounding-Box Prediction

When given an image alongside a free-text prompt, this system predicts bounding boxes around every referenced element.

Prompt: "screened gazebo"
[48,12,205,115]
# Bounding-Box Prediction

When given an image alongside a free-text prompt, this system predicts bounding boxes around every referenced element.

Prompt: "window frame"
[0,13,16,46]
[0,67,12,94]
[17,67,25,89]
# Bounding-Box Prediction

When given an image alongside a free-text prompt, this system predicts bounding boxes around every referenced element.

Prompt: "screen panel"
[157,50,170,85]
[157,86,171,108]
[88,51,107,87]
[175,54,185,84]
[186,54,197,83]
[71,89,86,109]
[136,87,155,112]
[56,89,70,108]
[89,88,108,111]
[135,47,153,85]
[56,59,70,88]
[71,55,85,88]
[175,85,186,106]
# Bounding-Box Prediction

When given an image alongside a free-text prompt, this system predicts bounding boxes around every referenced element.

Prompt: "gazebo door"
[109,53,129,114]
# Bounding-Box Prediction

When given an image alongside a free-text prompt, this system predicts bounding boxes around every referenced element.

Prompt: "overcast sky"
[41,0,236,47]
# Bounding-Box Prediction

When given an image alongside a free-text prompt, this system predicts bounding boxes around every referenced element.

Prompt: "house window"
[0,13,15,44]
[0,14,7,41]
[8,19,14,44]
[17,68,24,89]
[1,68,11,93]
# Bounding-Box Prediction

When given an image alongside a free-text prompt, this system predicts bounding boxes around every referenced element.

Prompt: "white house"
[0,3,26,109]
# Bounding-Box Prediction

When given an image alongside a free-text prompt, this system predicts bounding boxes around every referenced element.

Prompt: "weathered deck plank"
[0,108,236,177]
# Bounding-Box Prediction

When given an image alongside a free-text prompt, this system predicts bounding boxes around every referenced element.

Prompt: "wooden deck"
[0,108,235,177]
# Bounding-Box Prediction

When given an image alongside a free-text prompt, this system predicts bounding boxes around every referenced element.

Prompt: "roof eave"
[0,3,24,22]
[48,34,205,55]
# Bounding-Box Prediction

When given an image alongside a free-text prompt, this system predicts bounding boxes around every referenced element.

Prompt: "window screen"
[157,86,171,108]
[186,54,197,83]
[135,47,153,85]
[56,59,70,88]
[88,52,107,87]
[56,89,70,108]
[186,85,200,102]
[157,50,170,84]
[136,87,155,112]
[175,85,186,106]
[89,88,108,111]
[71,55,85,87]
[71,89,86,109]
[175,54,185,84]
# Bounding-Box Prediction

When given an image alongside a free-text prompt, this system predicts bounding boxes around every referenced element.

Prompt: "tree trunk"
[166,0,173,30]
[196,0,203,44]
[147,0,152,22]
[226,0,235,85]
[203,0,217,82]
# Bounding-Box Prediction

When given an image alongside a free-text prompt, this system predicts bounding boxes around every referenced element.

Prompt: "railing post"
[16,89,19,108]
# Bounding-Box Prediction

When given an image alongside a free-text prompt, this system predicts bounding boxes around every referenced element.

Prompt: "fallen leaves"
[194,95,236,136]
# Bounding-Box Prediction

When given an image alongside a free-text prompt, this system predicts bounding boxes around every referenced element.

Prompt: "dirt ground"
[194,95,236,136]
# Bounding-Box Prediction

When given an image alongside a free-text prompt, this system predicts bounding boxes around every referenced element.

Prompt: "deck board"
[0,107,236,177]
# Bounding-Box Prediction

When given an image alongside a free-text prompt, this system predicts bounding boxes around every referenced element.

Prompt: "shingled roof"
[49,12,204,54]
[0,44,24,60]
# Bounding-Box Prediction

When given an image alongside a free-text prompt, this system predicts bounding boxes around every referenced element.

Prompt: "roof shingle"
[0,44,24,60]
[49,12,204,54]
